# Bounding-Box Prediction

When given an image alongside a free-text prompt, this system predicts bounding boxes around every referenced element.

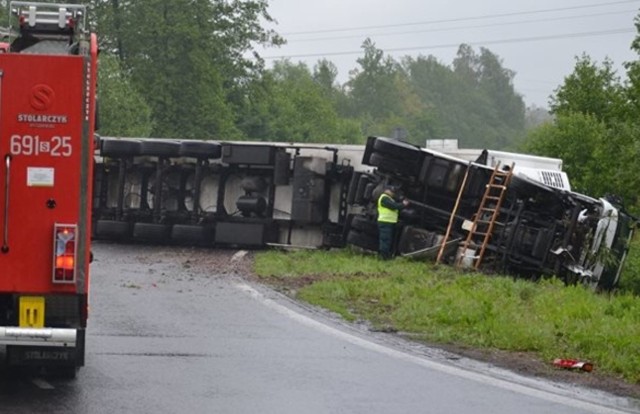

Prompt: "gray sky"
[258,0,639,108]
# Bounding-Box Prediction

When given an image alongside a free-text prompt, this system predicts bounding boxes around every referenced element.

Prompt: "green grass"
[619,235,640,296]
[254,248,640,384]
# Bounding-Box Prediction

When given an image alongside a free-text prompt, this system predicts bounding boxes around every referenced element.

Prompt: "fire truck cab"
[0,2,96,376]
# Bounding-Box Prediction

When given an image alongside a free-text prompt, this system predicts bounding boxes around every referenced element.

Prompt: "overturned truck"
[92,136,636,290]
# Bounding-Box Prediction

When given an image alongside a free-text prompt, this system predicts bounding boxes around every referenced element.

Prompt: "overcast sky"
[257,0,639,109]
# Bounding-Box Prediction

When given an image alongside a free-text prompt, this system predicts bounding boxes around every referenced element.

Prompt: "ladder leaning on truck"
[0,2,97,377]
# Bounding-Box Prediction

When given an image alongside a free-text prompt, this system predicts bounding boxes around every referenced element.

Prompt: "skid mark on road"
[236,282,636,414]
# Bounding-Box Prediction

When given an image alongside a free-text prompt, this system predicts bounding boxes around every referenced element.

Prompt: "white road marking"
[31,378,54,390]
[236,282,634,414]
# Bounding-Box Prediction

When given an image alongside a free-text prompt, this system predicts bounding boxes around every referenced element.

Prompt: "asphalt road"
[0,242,638,414]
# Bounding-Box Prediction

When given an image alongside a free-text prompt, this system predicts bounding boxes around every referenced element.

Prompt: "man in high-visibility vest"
[377,186,409,260]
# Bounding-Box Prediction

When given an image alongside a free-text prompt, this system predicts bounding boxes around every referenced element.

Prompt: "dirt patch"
[243,254,640,400]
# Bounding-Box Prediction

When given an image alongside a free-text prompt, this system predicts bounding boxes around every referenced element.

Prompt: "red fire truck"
[0,2,96,376]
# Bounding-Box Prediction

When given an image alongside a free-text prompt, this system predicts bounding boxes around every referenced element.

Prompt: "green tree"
[346,39,402,120]
[524,13,640,212]
[550,55,625,123]
[98,53,153,137]
[404,47,525,149]
[624,15,640,119]
[89,0,283,139]
[477,48,525,132]
[239,61,360,144]
[313,59,339,98]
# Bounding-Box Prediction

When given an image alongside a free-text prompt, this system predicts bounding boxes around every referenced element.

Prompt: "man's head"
[384,185,397,196]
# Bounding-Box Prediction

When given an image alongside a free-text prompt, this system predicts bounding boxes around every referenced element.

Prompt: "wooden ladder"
[456,163,513,270]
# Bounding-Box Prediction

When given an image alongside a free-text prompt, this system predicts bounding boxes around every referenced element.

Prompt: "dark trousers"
[378,222,395,260]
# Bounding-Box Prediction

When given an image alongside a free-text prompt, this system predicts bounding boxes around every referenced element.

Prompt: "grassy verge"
[254,248,640,384]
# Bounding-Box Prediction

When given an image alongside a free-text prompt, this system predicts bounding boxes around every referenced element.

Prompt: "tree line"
[77,0,523,149]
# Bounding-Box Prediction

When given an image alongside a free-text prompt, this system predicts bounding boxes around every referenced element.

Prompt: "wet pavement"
[0,242,638,414]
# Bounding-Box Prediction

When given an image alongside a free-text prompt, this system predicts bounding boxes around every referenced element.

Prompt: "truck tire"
[94,220,132,240]
[100,139,141,158]
[133,222,171,242]
[179,141,222,159]
[346,230,378,252]
[171,224,214,246]
[139,140,181,158]
[350,215,378,236]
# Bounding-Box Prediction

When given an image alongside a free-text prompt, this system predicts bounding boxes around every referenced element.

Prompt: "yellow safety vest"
[377,194,399,223]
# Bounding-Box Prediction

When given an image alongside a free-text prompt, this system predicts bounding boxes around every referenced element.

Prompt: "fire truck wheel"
[179,141,223,159]
[171,224,214,245]
[346,230,378,252]
[133,222,172,242]
[100,139,141,158]
[139,140,181,158]
[94,220,132,240]
[350,215,378,236]
[372,137,423,159]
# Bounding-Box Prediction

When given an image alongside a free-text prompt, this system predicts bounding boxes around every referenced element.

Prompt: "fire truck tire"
[139,140,181,158]
[94,220,132,240]
[350,215,378,236]
[372,137,422,159]
[346,230,378,252]
[171,224,214,245]
[100,139,141,158]
[179,141,223,159]
[133,222,172,241]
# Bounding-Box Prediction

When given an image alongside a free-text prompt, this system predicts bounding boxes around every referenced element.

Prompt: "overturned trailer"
[92,136,636,290]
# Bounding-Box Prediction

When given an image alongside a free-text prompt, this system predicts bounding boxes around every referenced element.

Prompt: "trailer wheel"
[133,222,171,242]
[346,230,378,252]
[179,141,222,159]
[171,224,214,245]
[350,215,378,236]
[100,139,141,158]
[372,137,422,159]
[94,220,132,240]
[139,140,181,158]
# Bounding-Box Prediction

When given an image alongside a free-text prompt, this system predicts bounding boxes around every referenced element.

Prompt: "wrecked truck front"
[567,198,635,290]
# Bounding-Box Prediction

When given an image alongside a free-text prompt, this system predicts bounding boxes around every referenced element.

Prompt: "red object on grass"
[553,358,594,372]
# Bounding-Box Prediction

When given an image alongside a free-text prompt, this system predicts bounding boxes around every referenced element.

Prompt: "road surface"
[0,242,637,414]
